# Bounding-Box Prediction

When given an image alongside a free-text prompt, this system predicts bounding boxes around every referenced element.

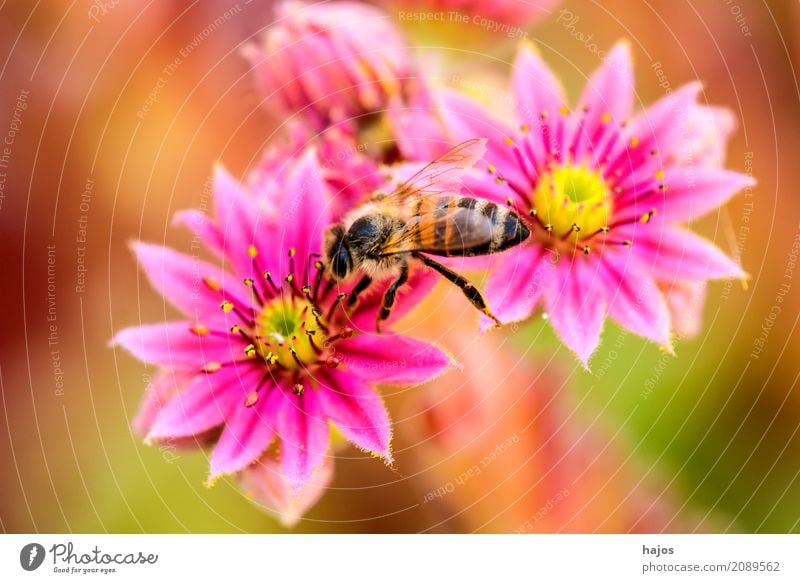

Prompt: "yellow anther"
[190,324,209,336]
[202,361,222,373]
[601,112,612,124]
[244,344,256,357]
[248,245,258,258]
[203,276,221,292]
[220,300,234,313]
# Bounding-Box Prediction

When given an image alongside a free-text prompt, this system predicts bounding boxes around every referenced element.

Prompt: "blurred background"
[1,0,799,533]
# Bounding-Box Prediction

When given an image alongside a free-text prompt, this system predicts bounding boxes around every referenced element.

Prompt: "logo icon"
[20,543,46,571]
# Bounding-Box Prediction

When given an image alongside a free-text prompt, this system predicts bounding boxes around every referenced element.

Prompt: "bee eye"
[330,247,351,279]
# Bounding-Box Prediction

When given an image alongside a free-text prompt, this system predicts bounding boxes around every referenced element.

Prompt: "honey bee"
[323,138,531,331]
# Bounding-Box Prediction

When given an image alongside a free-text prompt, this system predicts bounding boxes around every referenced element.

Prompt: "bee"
[324,138,531,331]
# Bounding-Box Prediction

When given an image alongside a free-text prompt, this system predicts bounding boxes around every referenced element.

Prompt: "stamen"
[292,383,304,396]
[203,276,221,292]
[326,292,347,323]
[244,277,265,306]
[263,271,281,294]
[190,324,209,336]
[326,326,353,345]
[202,361,222,373]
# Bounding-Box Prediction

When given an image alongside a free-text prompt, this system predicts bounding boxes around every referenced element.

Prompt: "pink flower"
[113,147,451,494]
[239,452,334,528]
[242,0,412,131]
[436,40,755,366]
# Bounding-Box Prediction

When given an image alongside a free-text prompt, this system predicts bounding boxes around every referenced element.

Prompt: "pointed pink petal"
[435,89,528,189]
[337,334,453,385]
[317,368,392,460]
[629,225,746,281]
[209,382,281,479]
[574,40,635,162]
[132,369,193,436]
[278,390,330,492]
[481,246,557,332]
[662,280,707,339]
[600,256,672,348]
[347,268,438,332]
[545,260,607,367]
[130,241,250,319]
[660,168,754,222]
[580,41,634,119]
[621,82,702,170]
[385,87,448,162]
[276,149,331,270]
[172,210,224,256]
[239,453,333,528]
[112,322,242,367]
[675,104,737,167]
[148,366,262,441]
[512,41,566,121]
[213,166,279,276]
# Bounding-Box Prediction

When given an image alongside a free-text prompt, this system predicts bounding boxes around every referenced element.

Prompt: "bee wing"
[379,138,487,206]
[376,199,496,257]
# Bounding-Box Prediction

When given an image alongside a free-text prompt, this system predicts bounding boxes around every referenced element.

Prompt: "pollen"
[190,324,209,336]
[531,164,612,245]
[248,245,258,258]
[203,276,221,292]
[254,297,325,370]
[202,361,222,373]
[220,300,234,313]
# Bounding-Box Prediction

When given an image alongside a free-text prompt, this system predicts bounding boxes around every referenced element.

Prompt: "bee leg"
[346,274,373,313]
[376,261,410,333]
[412,252,501,327]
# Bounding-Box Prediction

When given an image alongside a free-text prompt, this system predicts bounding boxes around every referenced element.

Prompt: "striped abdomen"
[408,196,530,257]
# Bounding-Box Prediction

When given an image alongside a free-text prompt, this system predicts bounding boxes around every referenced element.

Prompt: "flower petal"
[662,280,707,339]
[172,210,224,256]
[347,267,438,332]
[132,369,193,436]
[337,333,453,385]
[614,82,702,179]
[481,245,558,332]
[435,89,528,190]
[600,255,672,348]
[276,148,331,271]
[208,381,282,479]
[130,241,249,319]
[512,40,566,122]
[278,390,330,492]
[239,453,333,528]
[574,40,635,162]
[545,259,607,368]
[112,322,241,367]
[317,368,392,460]
[629,225,746,281]
[148,365,261,442]
[660,168,755,222]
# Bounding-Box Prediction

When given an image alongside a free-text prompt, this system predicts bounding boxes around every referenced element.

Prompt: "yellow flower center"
[532,164,612,242]
[254,298,324,370]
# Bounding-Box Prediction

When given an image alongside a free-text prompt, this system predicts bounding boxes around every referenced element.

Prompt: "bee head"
[324,225,352,280]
